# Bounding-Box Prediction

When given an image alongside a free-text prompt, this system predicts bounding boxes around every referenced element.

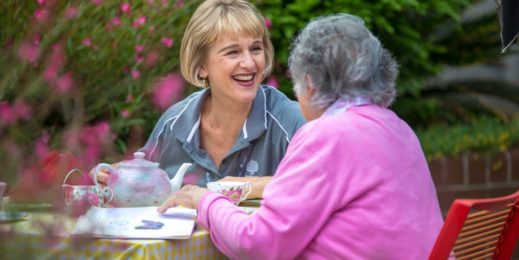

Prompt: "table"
[0,211,228,259]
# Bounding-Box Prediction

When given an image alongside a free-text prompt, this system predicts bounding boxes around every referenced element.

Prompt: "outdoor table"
[0,209,229,259]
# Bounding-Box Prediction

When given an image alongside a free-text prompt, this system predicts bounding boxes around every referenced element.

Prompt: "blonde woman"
[93,0,305,199]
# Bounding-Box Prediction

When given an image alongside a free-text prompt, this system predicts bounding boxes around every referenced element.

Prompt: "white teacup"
[207,181,252,205]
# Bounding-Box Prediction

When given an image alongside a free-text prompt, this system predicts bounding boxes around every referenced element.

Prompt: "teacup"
[0,182,6,210]
[207,181,252,205]
[62,185,111,207]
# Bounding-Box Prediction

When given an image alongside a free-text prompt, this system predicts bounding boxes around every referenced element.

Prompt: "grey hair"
[289,13,399,108]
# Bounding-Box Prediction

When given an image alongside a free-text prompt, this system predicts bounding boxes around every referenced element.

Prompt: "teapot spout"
[170,163,192,192]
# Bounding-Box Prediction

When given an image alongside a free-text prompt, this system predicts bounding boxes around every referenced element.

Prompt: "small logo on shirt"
[246,160,259,176]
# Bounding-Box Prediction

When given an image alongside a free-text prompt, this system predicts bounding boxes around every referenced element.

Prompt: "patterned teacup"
[61,169,112,216]
[62,184,111,208]
[207,181,252,205]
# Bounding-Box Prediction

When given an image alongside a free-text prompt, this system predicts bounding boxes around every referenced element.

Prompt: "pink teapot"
[93,152,192,207]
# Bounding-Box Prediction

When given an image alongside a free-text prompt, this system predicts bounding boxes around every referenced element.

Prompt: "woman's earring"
[201,77,209,88]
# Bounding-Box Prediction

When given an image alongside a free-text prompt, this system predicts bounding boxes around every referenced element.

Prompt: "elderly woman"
[92,0,306,199]
[159,13,443,259]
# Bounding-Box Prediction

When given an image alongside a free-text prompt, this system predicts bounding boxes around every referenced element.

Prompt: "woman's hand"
[88,162,120,188]
[218,176,272,199]
[157,185,209,213]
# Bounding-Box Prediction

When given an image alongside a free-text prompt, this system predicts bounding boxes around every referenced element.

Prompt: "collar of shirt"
[172,86,268,148]
[325,96,373,116]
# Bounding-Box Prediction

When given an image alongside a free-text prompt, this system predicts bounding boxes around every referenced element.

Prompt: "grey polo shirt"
[139,85,306,187]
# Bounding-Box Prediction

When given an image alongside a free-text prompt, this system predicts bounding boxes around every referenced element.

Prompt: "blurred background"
[0,0,518,211]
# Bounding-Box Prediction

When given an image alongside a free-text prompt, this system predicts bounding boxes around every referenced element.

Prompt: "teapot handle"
[93,163,116,198]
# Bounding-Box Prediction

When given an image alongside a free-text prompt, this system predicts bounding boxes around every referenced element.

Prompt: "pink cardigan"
[197,104,443,259]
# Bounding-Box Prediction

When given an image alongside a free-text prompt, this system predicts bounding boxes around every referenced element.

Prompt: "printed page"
[73,206,197,239]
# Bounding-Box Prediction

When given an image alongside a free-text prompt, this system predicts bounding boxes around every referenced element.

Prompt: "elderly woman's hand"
[157,185,209,213]
[218,176,271,199]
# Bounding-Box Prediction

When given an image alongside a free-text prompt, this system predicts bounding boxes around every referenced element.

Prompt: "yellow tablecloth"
[0,212,228,259]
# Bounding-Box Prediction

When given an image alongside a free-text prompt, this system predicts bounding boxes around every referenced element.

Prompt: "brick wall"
[429,147,519,214]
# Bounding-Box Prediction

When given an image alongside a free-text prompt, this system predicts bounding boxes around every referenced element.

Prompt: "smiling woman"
[90,0,306,200]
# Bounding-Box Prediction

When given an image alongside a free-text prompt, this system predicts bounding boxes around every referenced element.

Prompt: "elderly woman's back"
[263,102,443,258]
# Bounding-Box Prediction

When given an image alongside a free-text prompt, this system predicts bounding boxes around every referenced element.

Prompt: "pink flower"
[266,76,279,88]
[161,0,169,7]
[152,73,185,109]
[121,109,130,117]
[43,44,65,81]
[91,0,103,5]
[82,38,92,47]
[110,17,121,27]
[17,40,40,63]
[64,7,79,19]
[135,55,144,64]
[144,51,159,67]
[174,0,184,9]
[133,16,147,28]
[161,37,173,47]
[55,73,74,92]
[120,2,130,13]
[264,18,272,28]
[135,44,145,53]
[37,0,46,5]
[148,26,155,34]
[35,132,50,159]
[34,9,49,23]
[0,102,16,125]
[13,100,32,120]
[147,0,154,4]
[131,69,141,79]
[126,95,134,102]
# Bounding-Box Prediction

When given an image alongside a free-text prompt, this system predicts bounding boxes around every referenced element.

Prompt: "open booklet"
[72,206,197,239]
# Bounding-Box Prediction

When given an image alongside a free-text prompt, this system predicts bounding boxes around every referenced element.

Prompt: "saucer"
[0,211,28,223]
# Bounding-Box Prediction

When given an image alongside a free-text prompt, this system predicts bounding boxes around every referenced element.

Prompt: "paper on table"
[72,206,197,239]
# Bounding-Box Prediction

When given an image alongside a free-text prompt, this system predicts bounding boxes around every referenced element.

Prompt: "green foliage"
[254,0,470,96]
[418,115,519,160]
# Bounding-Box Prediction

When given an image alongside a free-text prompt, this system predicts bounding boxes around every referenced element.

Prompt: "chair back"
[429,190,519,260]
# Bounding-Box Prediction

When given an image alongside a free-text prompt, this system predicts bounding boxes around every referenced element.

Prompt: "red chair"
[429,190,519,259]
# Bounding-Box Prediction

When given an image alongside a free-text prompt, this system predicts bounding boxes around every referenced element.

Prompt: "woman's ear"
[304,74,316,98]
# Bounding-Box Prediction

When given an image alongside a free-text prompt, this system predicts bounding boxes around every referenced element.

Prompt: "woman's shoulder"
[260,85,306,133]
[160,89,204,117]
[261,85,303,117]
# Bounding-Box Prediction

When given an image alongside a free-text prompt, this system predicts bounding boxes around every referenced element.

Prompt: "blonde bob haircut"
[180,0,274,88]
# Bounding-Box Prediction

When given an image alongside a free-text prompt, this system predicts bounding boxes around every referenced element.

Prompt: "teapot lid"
[121,152,159,168]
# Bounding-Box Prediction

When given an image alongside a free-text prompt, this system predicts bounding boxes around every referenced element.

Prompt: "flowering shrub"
[0,0,195,202]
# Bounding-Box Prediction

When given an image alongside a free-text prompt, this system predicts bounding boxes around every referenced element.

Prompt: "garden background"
[1,0,518,211]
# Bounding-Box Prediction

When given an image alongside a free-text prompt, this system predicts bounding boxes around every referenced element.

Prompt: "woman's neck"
[201,94,252,136]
